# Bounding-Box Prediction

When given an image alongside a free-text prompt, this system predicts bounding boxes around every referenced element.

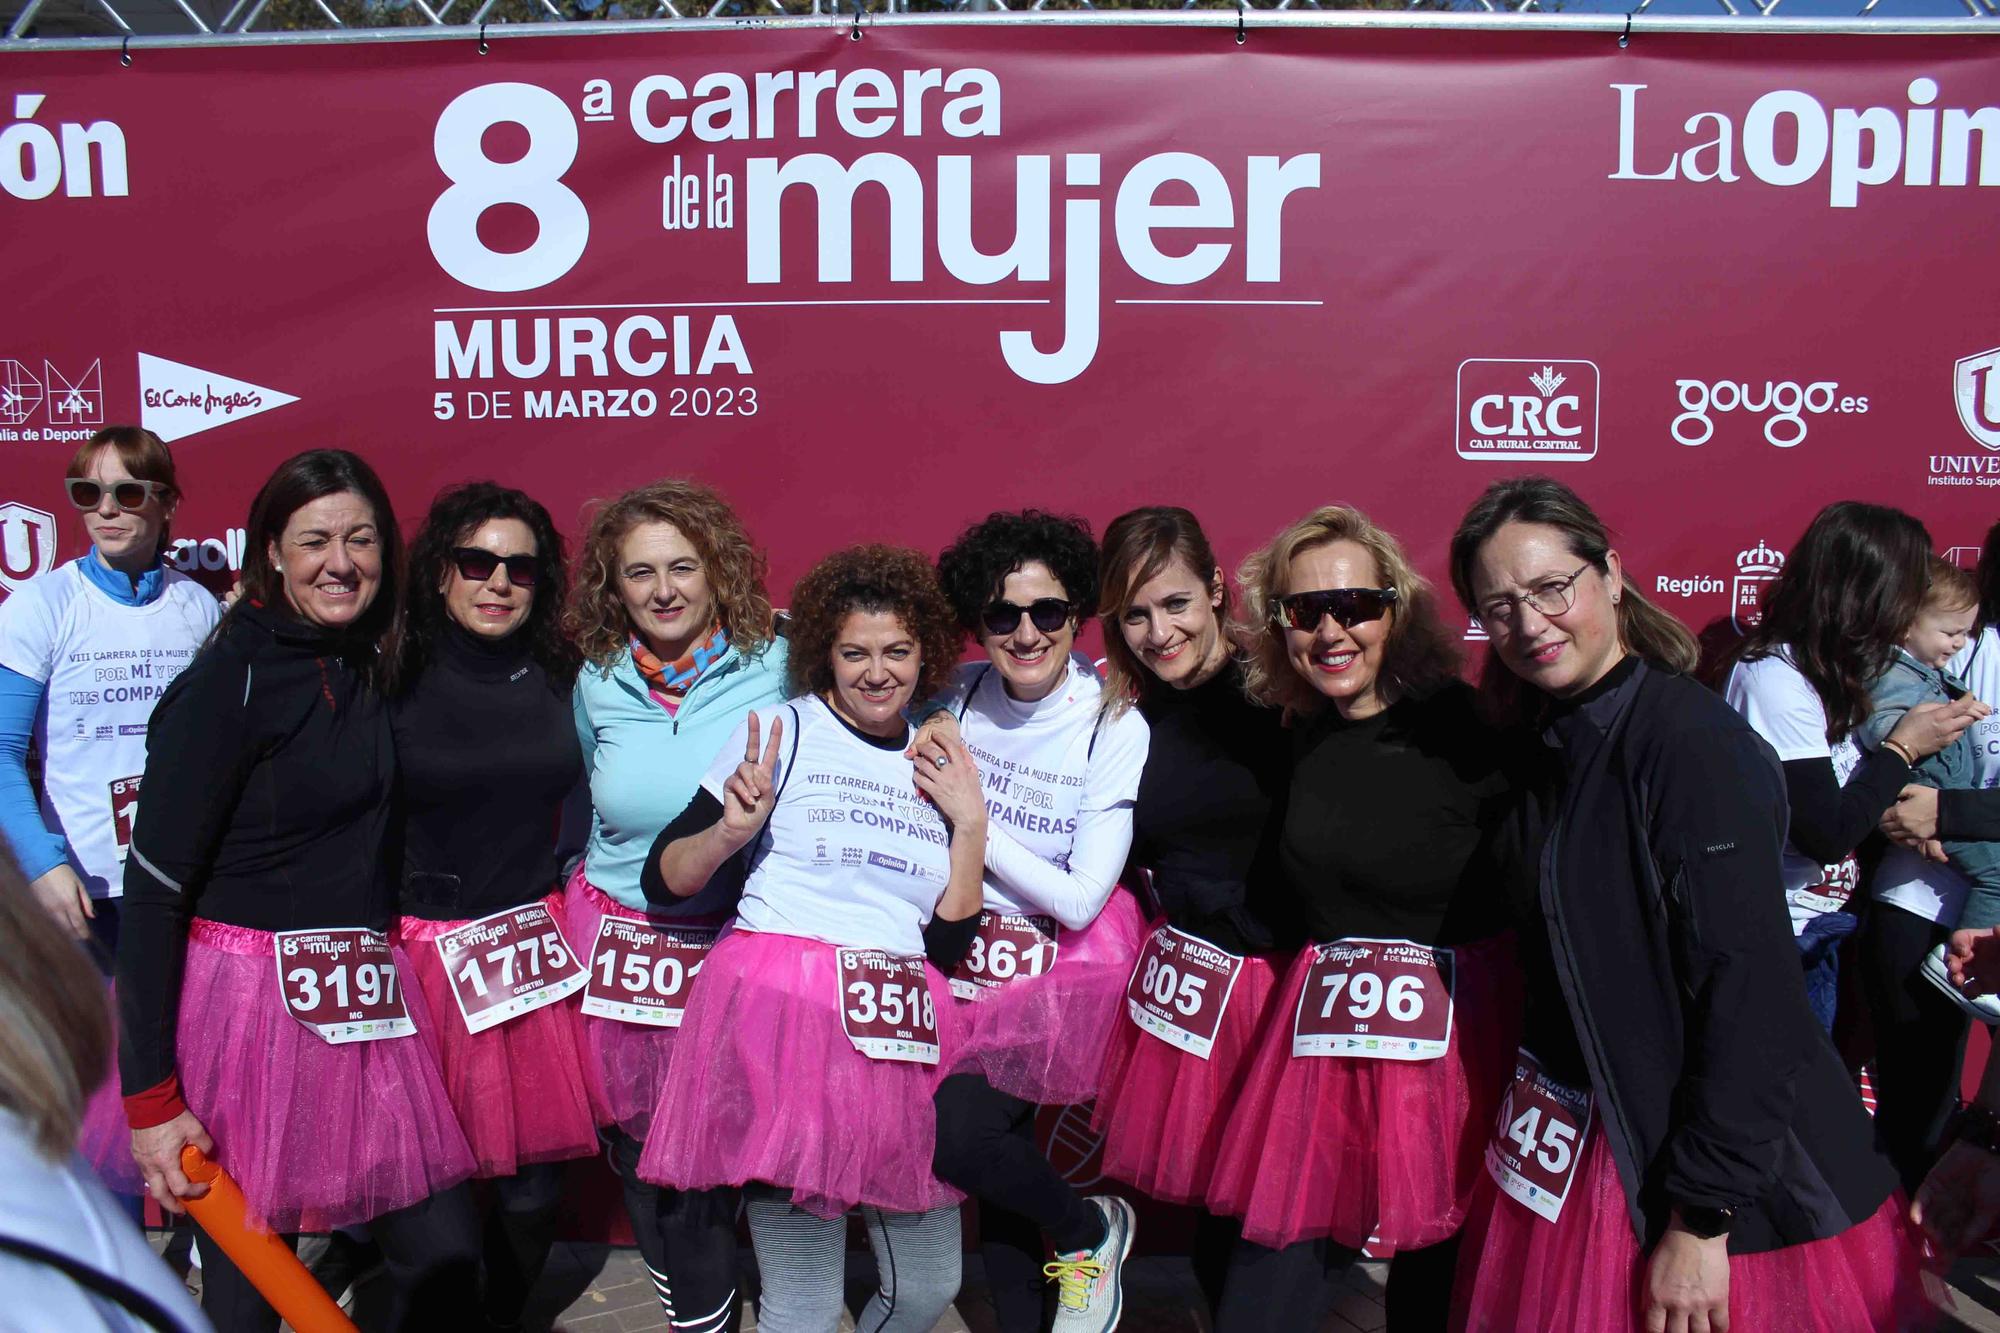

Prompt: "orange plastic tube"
[178,1145,359,1333]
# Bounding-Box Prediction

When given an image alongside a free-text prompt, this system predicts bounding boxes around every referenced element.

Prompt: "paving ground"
[161,1232,2000,1331]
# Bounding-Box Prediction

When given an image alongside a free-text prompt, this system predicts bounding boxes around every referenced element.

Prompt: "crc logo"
[1956,347,2000,451]
[0,502,56,596]
[1456,360,1599,462]
[1733,539,1786,635]
[1671,379,1867,448]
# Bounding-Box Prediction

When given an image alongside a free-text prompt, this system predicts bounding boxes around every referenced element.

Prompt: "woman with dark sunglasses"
[0,428,219,1202]
[910,509,1150,1333]
[382,482,593,1332]
[1204,505,1516,1332]
[1087,506,1304,1316]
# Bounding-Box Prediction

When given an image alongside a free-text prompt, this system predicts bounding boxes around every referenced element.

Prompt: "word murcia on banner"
[427,72,1322,386]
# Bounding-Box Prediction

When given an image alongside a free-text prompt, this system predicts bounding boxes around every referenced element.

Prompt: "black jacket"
[1503,657,1897,1254]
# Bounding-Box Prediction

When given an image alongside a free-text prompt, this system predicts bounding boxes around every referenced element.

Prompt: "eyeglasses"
[66,478,170,512]
[981,597,1074,637]
[451,547,540,589]
[1273,587,1399,631]
[1476,563,1594,628]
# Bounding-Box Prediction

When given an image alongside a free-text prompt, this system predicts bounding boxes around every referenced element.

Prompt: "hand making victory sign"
[719,711,784,848]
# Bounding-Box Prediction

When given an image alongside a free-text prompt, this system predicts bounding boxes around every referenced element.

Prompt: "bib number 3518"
[838,949,939,1065]
[273,928,414,1045]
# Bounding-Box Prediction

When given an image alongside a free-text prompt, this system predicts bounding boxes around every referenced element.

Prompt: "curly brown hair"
[786,545,962,702]
[1238,504,1462,717]
[565,480,775,669]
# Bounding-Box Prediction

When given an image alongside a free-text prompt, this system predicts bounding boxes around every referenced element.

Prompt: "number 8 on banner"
[429,83,588,293]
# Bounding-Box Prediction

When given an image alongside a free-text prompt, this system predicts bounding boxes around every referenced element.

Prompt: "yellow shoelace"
[1042,1256,1107,1312]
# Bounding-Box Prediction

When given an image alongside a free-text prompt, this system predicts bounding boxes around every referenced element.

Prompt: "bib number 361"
[434,902,587,1035]
[1291,938,1454,1061]
[1124,925,1243,1061]
[273,928,414,1045]
[949,911,1060,1000]
[1484,1048,1593,1224]
[838,950,939,1065]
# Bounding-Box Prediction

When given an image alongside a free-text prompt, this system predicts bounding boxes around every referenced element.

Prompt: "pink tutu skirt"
[1452,1122,1937,1332]
[394,892,598,1178]
[76,978,143,1197]
[637,929,966,1219]
[565,869,719,1138]
[1207,934,1521,1251]
[1089,941,1287,1204]
[952,888,1147,1105]
[175,918,476,1232]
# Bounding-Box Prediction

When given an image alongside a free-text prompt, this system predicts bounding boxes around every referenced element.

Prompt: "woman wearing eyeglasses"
[0,427,219,1199]
[384,482,592,1332]
[1446,477,1927,1333]
[913,510,1150,1333]
[1204,506,1516,1333]
[564,480,789,1331]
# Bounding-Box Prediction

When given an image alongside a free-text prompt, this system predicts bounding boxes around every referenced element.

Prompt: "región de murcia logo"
[1733,540,1785,635]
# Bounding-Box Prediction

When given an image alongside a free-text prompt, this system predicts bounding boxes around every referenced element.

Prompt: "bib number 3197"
[434,902,587,1035]
[1291,938,1454,1061]
[1484,1048,1593,1224]
[1124,925,1243,1061]
[274,928,414,1045]
[838,949,939,1065]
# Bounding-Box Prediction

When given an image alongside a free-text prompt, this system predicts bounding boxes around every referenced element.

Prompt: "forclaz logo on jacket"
[1455,360,1599,461]
[0,502,57,597]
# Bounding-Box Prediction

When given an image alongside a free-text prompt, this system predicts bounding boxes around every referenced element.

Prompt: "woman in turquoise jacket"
[564,480,788,1333]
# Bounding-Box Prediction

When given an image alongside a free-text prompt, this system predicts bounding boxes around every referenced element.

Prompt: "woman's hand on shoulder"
[905,712,962,771]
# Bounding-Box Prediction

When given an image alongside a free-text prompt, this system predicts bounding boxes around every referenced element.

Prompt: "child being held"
[1861,557,1997,1017]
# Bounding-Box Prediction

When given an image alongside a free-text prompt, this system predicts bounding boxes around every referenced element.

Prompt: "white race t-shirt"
[0,562,218,897]
[937,657,1149,922]
[708,697,954,957]
[1724,651,1864,933]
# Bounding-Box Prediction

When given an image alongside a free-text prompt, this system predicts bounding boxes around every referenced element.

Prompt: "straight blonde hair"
[0,851,111,1158]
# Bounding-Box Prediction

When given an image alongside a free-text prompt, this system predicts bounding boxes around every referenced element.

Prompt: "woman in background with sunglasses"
[564,479,789,1331]
[913,509,1150,1333]
[384,482,592,1332]
[0,427,219,1201]
[1205,506,1516,1332]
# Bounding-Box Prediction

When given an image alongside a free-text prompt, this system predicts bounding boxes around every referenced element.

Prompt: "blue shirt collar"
[79,547,165,607]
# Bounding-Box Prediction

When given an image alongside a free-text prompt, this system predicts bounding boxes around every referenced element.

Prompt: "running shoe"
[1044,1195,1135,1333]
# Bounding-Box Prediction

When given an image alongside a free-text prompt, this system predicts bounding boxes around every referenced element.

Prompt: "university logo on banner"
[0,502,56,596]
[1732,539,1785,635]
[1956,347,2000,451]
[1455,360,1600,462]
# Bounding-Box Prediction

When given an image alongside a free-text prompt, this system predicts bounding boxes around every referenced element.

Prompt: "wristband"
[1676,1204,1736,1240]
[1952,1103,2000,1157]
[1882,738,1917,767]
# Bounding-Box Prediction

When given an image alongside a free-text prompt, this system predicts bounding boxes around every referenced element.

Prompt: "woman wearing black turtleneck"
[1087,509,1304,1316]
[115,451,479,1333]
[386,483,592,1332]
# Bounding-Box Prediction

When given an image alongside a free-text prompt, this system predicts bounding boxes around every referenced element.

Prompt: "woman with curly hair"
[902,509,1149,1333]
[383,481,592,1331]
[1203,505,1516,1332]
[563,479,788,1331]
[635,545,986,1333]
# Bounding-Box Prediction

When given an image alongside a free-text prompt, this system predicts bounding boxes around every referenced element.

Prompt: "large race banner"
[1,24,1998,636]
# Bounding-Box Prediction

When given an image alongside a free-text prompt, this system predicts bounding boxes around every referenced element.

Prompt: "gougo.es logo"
[1671,378,1869,448]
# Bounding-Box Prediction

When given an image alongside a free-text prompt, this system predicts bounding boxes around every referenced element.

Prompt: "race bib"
[433,902,587,1035]
[109,774,140,859]
[273,928,414,1045]
[948,911,1060,1000]
[580,917,719,1028]
[1485,1048,1593,1224]
[1291,938,1454,1061]
[1124,925,1243,1061]
[838,949,940,1065]
[1793,853,1860,919]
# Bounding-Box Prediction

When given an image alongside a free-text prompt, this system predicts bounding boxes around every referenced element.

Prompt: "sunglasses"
[1273,587,1399,631]
[981,597,1074,637]
[66,478,171,512]
[451,547,540,588]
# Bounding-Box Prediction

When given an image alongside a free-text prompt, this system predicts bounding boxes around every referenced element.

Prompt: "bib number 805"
[1138,953,1209,1017]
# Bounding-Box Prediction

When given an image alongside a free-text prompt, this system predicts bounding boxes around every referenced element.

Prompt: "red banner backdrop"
[2,24,1999,629]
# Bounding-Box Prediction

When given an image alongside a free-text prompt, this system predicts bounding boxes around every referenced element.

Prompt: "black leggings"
[1213,1232,1460,1333]
[604,1127,743,1332]
[196,1184,480,1333]
[931,1073,1106,1333]
[482,1161,566,1326]
[1858,900,1971,1192]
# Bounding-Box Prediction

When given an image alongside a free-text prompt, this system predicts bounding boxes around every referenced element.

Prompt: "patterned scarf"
[631,622,730,715]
